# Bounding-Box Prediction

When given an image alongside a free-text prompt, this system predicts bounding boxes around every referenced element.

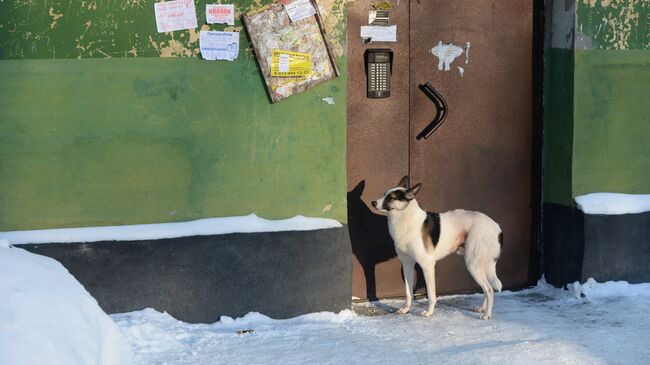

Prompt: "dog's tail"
[488,267,502,292]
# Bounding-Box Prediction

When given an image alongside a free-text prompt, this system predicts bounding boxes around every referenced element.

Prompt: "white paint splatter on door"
[430,41,464,71]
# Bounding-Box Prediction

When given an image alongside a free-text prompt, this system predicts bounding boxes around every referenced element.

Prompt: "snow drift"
[0,240,133,365]
[0,213,343,245]
[575,192,650,215]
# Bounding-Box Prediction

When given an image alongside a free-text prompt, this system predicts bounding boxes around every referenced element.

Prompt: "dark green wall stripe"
[543,48,575,206]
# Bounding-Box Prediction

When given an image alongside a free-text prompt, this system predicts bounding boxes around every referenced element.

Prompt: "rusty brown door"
[348,0,536,300]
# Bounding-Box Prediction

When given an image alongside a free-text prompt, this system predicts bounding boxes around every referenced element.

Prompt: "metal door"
[348,0,537,300]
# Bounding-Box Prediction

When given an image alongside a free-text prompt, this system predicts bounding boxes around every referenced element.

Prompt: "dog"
[372,176,503,320]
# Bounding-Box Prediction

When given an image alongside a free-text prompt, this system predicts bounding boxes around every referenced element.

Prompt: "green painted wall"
[572,1,650,197]
[0,0,348,231]
[544,0,650,206]
[573,50,650,196]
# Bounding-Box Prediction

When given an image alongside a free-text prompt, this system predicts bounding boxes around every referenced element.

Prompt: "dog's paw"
[396,307,411,315]
[474,306,485,313]
[479,313,492,320]
[420,310,434,318]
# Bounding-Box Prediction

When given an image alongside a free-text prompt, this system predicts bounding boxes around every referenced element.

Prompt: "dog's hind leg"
[396,256,415,315]
[467,262,494,320]
[420,263,437,317]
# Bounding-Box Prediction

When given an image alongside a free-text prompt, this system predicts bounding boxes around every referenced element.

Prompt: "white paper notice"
[199,31,239,61]
[206,4,235,25]
[154,0,198,33]
[360,25,397,42]
[285,0,316,22]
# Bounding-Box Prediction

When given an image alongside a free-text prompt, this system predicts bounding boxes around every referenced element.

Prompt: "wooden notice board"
[242,1,340,103]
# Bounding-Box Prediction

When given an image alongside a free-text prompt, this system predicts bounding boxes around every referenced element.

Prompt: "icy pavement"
[112,279,650,365]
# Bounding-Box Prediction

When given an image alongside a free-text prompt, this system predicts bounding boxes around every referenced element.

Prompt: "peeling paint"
[223,25,243,33]
[0,0,348,59]
[577,0,648,50]
[158,37,199,58]
[48,7,63,29]
[187,28,201,44]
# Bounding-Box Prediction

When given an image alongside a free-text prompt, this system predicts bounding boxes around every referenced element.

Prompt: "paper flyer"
[270,50,312,77]
[199,31,240,61]
[360,25,397,42]
[206,4,235,25]
[284,0,316,23]
[154,0,198,33]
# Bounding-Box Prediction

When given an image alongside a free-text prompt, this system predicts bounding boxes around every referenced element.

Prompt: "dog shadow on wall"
[348,180,425,300]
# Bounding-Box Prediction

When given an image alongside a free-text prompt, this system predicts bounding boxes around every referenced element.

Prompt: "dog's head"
[371,176,422,212]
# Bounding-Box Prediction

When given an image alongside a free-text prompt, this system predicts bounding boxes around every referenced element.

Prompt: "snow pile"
[575,192,650,215]
[0,241,133,365]
[112,277,650,364]
[570,278,650,299]
[0,213,342,245]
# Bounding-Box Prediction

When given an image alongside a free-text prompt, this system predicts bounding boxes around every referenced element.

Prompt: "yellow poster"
[270,50,312,77]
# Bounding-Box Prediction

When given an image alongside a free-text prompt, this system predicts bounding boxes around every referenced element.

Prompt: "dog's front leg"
[421,264,437,317]
[396,258,415,314]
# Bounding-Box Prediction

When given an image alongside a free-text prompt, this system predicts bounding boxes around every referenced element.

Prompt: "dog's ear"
[405,183,421,200]
[398,175,409,189]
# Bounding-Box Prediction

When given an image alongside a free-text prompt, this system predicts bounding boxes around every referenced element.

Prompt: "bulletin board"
[242,1,340,103]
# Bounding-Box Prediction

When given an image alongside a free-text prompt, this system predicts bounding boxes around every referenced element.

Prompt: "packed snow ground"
[112,278,650,365]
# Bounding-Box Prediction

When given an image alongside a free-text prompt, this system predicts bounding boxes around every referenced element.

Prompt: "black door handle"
[416,83,448,140]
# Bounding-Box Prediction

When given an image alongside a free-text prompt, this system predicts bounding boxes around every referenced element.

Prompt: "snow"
[4,232,649,365]
[112,277,650,365]
[0,214,342,245]
[575,192,650,215]
[0,241,133,365]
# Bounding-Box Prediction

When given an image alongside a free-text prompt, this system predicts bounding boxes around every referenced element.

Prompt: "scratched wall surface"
[0,0,348,231]
[577,0,649,50]
[0,0,347,59]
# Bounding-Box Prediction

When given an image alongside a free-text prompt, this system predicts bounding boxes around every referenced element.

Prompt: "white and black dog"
[372,176,503,320]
